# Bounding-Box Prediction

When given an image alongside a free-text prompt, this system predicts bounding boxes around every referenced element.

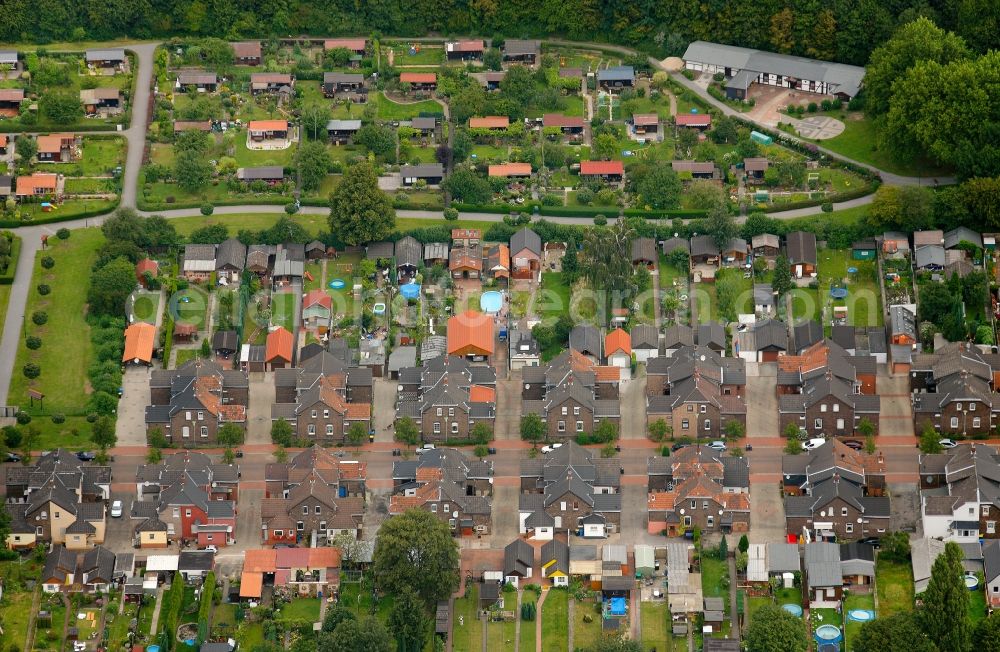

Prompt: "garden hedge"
[0,236,22,285]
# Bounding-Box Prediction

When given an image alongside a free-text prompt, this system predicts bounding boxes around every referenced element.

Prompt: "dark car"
[391,449,402,457]
[76,451,96,461]
[841,439,864,451]
[487,448,497,455]
[858,537,881,548]
[5,452,20,463]
[671,443,689,452]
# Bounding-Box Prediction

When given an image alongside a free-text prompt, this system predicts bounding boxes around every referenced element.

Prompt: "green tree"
[865,17,970,116]
[745,604,808,652]
[328,162,395,246]
[39,89,83,124]
[710,116,739,144]
[15,134,37,165]
[346,422,367,446]
[87,257,138,316]
[961,176,1000,229]
[91,416,117,450]
[857,417,875,438]
[297,140,331,192]
[448,82,487,125]
[594,419,618,443]
[318,617,392,652]
[974,611,1000,652]
[395,416,420,446]
[704,204,738,252]
[919,422,944,454]
[442,167,492,204]
[738,534,750,554]
[687,180,727,210]
[355,124,396,159]
[724,420,745,441]
[373,509,459,607]
[471,422,492,445]
[301,104,332,141]
[867,185,934,231]
[483,48,502,71]
[591,133,619,161]
[217,423,243,447]
[635,165,682,210]
[498,64,535,109]
[879,531,912,563]
[718,535,729,560]
[321,605,356,633]
[920,541,970,652]
[271,418,293,446]
[772,254,793,297]
[582,636,642,652]
[648,419,669,442]
[175,149,213,192]
[520,413,546,446]
[855,612,936,652]
[716,272,742,322]
[388,586,428,652]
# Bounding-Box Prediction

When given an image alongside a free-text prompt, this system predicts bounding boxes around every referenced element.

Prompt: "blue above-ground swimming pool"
[782,604,803,617]
[848,609,875,622]
[815,625,842,643]
[480,290,503,313]
[966,574,980,590]
[329,278,345,289]
[400,283,420,300]
[609,597,627,616]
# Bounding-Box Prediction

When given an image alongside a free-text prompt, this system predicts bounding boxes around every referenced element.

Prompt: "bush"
[200,203,214,216]
[821,202,833,213]
[575,187,594,205]
[15,411,31,425]
[820,99,832,111]
[37,284,50,295]
[807,102,817,113]
[593,214,607,226]
[56,228,70,240]
[443,207,459,221]
[31,311,48,325]
[41,256,55,269]
[541,194,562,206]
[86,413,98,423]
[712,72,725,82]
[51,413,65,424]
[25,336,41,350]
[284,202,299,214]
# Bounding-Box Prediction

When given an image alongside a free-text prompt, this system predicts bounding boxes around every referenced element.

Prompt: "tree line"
[3,0,997,66]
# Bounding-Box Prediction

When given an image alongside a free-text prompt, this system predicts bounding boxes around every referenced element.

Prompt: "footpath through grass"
[11,228,104,416]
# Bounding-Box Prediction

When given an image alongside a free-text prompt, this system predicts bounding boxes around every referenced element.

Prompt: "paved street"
[116,366,151,448]
[245,375,275,445]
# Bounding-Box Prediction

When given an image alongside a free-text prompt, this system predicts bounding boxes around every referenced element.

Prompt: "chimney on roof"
[833,473,840,484]
[877,451,884,464]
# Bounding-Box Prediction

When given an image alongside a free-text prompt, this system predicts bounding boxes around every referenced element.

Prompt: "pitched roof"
[324,38,367,51]
[631,237,657,263]
[469,116,510,129]
[232,41,261,58]
[216,238,246,270]
[631,324,658,349]
[400,72,436,84]
[570,325,601,356]
[266,327,293,363]
[123,322,156,364]
[675,113,711,127]
[605,328,631,356]
[543,114,586,128]
[511,227,542,256]
[447,311,494,356]
[786,231,817,265]
[580,160,624,176]
[248,120,288,132]
[489,163,532,177]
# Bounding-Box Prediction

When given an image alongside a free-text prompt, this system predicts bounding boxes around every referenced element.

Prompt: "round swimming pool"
[373,302,386,315]
[815,625,842,643]
[848,609,875,622]
[966,574,980,590]
[782,604,803,617]
[329,279,345,289]
[480,291,503,313]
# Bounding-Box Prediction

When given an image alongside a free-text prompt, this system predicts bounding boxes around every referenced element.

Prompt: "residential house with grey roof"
[400,163,444,186]
[663,324,694,357]
[390,448,493,536]
[182,244,216,282]
[504,538,535,587]
[766,542,800,579]
[519,442,621,538]
[734,319,787,363]
[697,321,726,353]
[395,236,423,281]
[689,235,719,265]
[786,231,817,278]
[792,320,824,354]
[569,324,602,362]
[752,234,780,260]
[645,345,746,439]
[945,227,983,253]
[783,439,889,541]
[510,227,542,280]
[395,355,496,443]
[521,349,620,440]
[919,443,1000,542]
[985,540,1000,607]
[631,324,659,363]
[662,237,690,258]
[804,542,843,606]
[840,542,875,588]
[215,238,246,281]
[911,343,1000,438]
[502,40,540,65]
[631,237,657,268]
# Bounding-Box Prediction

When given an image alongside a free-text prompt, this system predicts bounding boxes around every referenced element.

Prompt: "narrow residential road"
[120,42,158,209]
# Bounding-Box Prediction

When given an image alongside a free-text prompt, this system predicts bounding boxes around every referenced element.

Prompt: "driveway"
[372,378,399,442]
[748,483,786,544]
[116,366,151,447]
[245,374,275,445]
[619,375,647,440]
[877,372,913,438]
[746,370,779,439]
[491,483,520,543]
[494,378,521,441]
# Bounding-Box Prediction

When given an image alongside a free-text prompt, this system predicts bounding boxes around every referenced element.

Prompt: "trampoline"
[830,287,849,299]
[372,303,386,315]
[609,597,627,616]
[480,291,503,314]
[847,267,858,274]
[815,625,842,644]
[782,604,803,617]
[400,283,420,300]
[848,609,875,622]
[329,279,346,289]
[966,574,980,590]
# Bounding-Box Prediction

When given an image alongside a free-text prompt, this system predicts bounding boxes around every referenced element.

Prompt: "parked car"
[487,447,497,455]
[802,438,827,451]
[858,537,881,548]
[110,500,123,518]
[416,444,436,454]
[391,449,402,457]
[939,438,958,449]
[541,443,564,454]
[4,452,20,463]
[76,451,96,461]
[707,440,726,452]
[671,442,689,452]
[204,545,218,553]
[841,439,864,451]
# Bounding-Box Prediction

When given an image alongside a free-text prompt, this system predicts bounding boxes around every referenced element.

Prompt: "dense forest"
[2,0,997,65]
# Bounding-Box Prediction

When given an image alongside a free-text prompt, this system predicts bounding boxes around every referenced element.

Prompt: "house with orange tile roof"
[302,289,333,325]
[647,447,750,535]
[15,173,59,199]
[449,244,483,279]
[250,72,294,94]
[123,322,156,365]
[521,349,621,440]
[645,345,747,438]
[447,310,494,360]
[36,134,76,162]
[604,328,632,372]
[270,374,371,445]
[144,359,249,447]
[488,163,532,178]
[240,546,342,597]
[399,72,437,91]
[247,120,289,141]
[265,326,293,370]
[324,38,367,55]
[135,258,159,287]
[469,116,510,130]
[580,160,624,183]
[446,40,485,61]
[265,444,367,501]
[396,355,496,443]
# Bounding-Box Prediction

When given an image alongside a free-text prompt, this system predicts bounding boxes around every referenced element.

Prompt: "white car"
[416,444,436,454]
[939,438,958,449]
[204,545,218,553]
[541,443,564,454]
[110,500,123,518]
[802,438,827,451]
[707,440,726,452]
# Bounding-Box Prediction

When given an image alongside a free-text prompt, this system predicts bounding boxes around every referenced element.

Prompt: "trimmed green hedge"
[0,235,22,285]
[0,201,120,228]
[760,184,880,214]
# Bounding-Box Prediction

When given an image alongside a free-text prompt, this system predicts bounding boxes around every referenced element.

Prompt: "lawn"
[969,584,987,625]
[131,291,160,323]
[277,598,321,622]
[774,586,802,607]
[484,611,516,652]
[382,42,444,65]
[519,590,537,652]
[64,177,118,194]
[106,598,138,652]
[0,284,10,344]
[452,584,484,652]
[715,267,754,318]
[816,248,883,327]
[789,286,821,323]
[270,290,297,331]
[693,281,716,323]
[538,272,571,330]
[237,622,264,651]
[875,557,914,617]
[640,602,671,651]
[746,595,772,625]
[35,137,126,177]
[540,589,568,651]
[211,602,239,638]
[371,92,443,120]
[174,348,201,368]
[843,592,875,650]
[700,555,728,605]
[36,593,67,651]
[174,287,211,330]
[0,590,33,651]
[17,198,118,221]
[232,133,298,167]
[337,582,395,622]
[10,228,103,415]
[809,112,952,178]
